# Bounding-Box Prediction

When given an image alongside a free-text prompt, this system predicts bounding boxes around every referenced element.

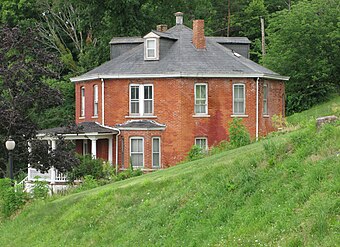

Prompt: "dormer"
[143,32,160,61]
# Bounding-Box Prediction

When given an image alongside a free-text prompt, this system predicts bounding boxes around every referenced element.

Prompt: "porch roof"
[37,122,119,136]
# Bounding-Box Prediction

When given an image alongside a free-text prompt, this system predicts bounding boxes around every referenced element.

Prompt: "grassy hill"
[0,97,339,247]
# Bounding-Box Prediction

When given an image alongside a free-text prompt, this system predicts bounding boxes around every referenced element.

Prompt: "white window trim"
[80,86,85,117]
[130,137,144,168]
[194,83,208,115]
[263,84,268,116]
[93,85,98,117]
[129,84,154,116]
[145,38,158,60]
[152,137,161,168]
[233,83,246,115]
[195,137,208,151]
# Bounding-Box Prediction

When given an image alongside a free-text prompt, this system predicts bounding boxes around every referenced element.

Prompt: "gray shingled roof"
[207,37,251,44]
[37,122,118,135]
[116,120,166,130]
[109,37,143,44]
[71,24,288,82]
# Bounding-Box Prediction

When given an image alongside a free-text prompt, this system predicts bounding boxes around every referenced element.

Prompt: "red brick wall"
[75,77,285,168]
[192,20,206,49]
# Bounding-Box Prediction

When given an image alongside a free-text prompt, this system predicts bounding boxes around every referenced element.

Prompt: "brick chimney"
[192,20,206,49]
[156,24,168,32]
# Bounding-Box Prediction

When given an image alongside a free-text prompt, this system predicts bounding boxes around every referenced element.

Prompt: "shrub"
[117,164,143,181]
[209,140,232,155]
[186,145,205,161]
[32,179,50,199]
[0,179,27,219]
[228,118,251,148]
[67,154,105,181]
[272,114,287,130]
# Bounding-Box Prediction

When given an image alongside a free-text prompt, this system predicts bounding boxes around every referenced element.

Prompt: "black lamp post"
[5,136,16,180]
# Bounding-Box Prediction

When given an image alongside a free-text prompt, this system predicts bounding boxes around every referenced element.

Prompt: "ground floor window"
[195,137,208,151]
[130,137,144,167]
[82,140,88,155]
[152,137,161,168]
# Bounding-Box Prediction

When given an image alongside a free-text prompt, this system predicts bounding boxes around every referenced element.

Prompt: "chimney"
[192,20,206,49]
[156,24,168,32]
[175,12,183,25]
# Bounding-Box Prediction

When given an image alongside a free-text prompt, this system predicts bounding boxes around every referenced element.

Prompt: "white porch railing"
[28,167,67,183]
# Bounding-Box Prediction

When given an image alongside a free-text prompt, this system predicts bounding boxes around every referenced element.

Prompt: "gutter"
[256,77,259,141]
[70,73,290,82]
[115,129,121,175]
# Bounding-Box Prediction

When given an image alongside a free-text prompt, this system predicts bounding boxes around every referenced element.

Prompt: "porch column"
[90,138,97,159]
[108,137,113,165]
[51,140,57,150]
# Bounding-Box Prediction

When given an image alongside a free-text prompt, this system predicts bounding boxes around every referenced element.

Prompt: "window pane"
[131,86,139,100]
[200,85,206,98]
[144,100,152,114]
[153,154,160,167]
[147,49,155,58]
[131,102,139,114]
[144,86,152,99]
[137,139,143,152]
[147,40,155,48]
[153,138,159,152]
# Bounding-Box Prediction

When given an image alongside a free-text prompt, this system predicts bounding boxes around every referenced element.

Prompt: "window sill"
[91,116,98,119]
[192,114,210,118]
[125,115,157,119]
[231,114,248,118]
[79,117,85,119]
[263,115,270,118]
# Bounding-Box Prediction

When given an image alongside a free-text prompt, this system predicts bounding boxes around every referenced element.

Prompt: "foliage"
[271,113,288,130]
[264,0,339,114]
[186,145,205,161]
[0,101,339,245]
[0,25,62,178]
[31,179,49,199]
[28,136,79,174]
[0,178,27,219]
[67,154,103,181]
[209,140,232,155]
[73,175,100,192]
[228,118,251,147]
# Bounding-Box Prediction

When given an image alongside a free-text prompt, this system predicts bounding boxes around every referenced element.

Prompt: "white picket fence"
[28,167,67,183]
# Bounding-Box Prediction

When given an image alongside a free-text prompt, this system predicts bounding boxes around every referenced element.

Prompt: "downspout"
[256,77,260,141]
[115,129,121,175]
[101,78,105,125]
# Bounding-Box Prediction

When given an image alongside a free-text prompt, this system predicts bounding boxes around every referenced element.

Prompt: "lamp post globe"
[5,136,15,180]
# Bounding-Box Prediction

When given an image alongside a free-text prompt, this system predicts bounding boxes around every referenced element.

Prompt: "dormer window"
[146,39,156,59]
[143,32,160,61]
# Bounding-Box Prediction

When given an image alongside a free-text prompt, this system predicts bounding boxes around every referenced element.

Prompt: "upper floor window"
[152,137,161,168]
[195,83,208,114]
[80,86,85,117]
[263,84,268,115]
[195,137,208,151]
[93,85,98,117]
[233,84,245,115]
[130,137,144,168]
[129,84,154,116]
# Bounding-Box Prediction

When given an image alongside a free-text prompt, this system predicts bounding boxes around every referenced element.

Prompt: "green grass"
[0,97,339,247]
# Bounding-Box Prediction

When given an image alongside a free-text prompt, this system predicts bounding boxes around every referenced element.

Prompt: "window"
[152,137,161,168]
[129,84,154,116]
[82,140,88,155]
[233,84,245,115]
[93,85,98,116]
[130,137,144,167]
[80,86,85,117]
[146,39,156,59]
[195,83,208,114]
[263,84,268,115]
[195,137,208,151]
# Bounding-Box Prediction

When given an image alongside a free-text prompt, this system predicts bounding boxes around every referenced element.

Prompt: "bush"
[228,118,251,148]
[67,154,105,181]
[117,165,143,181]
[209,140,232,155]
[32,179,50,199]
[186,145,205,161]
[0,179,27,219]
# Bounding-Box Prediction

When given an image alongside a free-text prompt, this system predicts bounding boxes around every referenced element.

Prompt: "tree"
[0,25,63,178]
[264,0,339,114]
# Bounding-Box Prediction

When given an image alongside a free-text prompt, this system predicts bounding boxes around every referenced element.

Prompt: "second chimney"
[193,20,206,49]
[156,24,168,32]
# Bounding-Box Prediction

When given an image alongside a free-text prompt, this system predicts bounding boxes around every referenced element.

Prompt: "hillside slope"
[0,98,339,247]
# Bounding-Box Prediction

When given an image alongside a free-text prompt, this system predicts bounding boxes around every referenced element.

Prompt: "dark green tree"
[264,0,339,114]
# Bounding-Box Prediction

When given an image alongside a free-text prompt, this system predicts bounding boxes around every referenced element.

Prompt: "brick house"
[37,12,288,174]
